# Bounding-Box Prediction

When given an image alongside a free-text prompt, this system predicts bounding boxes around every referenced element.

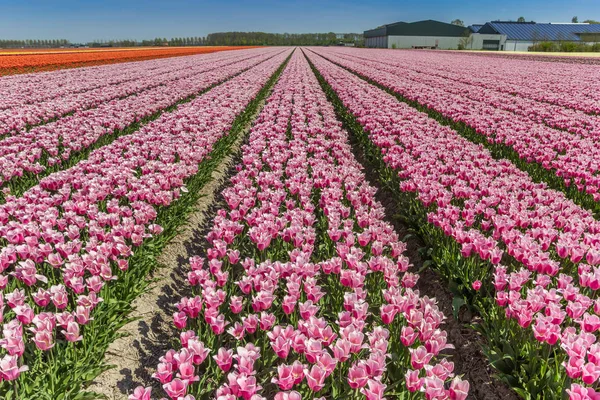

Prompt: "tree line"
[91,33,363,47]
[205,32,362,46]
[88,37,208,47]
[0,32,364,49]
[0,39,69,48]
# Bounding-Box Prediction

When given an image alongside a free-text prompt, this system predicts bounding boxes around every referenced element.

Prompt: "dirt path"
[88,122,249,400]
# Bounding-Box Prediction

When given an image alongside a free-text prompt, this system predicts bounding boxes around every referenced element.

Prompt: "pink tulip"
[274,391,301,400]
[380,304,397,324]
[214,348,233,372]
[361,379,387,400]
[61,321,83,342]
[187,339,210,365]
[163,378,188,399]
[272,364,295,391]
[449,377,470,400]
[236,373,262,400]
[152,362,173,384]
[129,386,152,400]
[173,312,188,330]
[348,362,369,389]
[304,365,327,392]
[0,354,28,381]
[410,346,433,369]
[32,330,55,351]
[582,362,600,385]
[405,369,423,392]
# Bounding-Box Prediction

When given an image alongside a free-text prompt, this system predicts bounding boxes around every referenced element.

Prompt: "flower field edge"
[0,51,293,400]
[0,47,261,77]
[1,50,287,201]
[0,50,263,138]
[303,49,567,399]
[309,51,600,219]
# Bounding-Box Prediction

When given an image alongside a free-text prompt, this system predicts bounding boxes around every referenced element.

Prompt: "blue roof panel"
[486,22,600,41]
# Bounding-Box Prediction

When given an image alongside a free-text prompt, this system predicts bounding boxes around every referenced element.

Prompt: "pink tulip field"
[306,48,600,215]
[0,46,598,400]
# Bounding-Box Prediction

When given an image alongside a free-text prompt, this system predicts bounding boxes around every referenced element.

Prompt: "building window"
[483,40,500,50]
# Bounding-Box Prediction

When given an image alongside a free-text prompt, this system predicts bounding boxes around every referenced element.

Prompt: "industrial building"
[364,20,470,49]
[365,19,600,51]
[475,21,600,51]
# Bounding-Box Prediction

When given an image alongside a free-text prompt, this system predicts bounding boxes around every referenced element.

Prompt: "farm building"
[476,21,600,51]
[365,19,600,51]
[364,20,471,49]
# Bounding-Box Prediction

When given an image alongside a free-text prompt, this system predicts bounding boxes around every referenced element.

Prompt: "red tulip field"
[0,46,599,400]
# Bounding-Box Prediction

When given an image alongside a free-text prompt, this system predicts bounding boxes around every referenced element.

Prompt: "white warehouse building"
[364,20,471,49]
[474,21,600,51]
[365,19,600,51]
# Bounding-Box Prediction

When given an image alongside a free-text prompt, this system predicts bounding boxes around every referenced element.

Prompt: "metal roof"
[469,24,484,33]
[479,21,600,41]
[364,20,471,38]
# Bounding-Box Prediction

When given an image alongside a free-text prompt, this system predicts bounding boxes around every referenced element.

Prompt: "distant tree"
[451,19,464,27]
[458,29,473,50]
[517,16,526,22]
[584,19,600,24]
[572,16,579,23]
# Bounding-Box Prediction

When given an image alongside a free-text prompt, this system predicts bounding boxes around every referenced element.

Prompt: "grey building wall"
[387,35,462,49]
[469,33,507,50]
[366,32,558,52]
[505,40,534,51]
[366,36,388,48]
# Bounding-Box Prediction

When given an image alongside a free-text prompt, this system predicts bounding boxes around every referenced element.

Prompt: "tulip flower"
[0,354,28,381]
[304,365,327,392]
[128,386,152,400]
[214,348,234,372]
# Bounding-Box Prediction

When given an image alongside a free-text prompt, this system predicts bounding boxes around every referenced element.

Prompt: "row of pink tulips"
[0,49,282,189]
[305,49,600,398]
[0,49,270,136]
[0,49,292,389]
[0,51,215,112]
[327,48,600,140]
[311,48,600,203]
[134,51,467,400]
[356,49,600,114]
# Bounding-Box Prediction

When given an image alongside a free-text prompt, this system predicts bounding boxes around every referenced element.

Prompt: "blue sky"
[0,0,598,42]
